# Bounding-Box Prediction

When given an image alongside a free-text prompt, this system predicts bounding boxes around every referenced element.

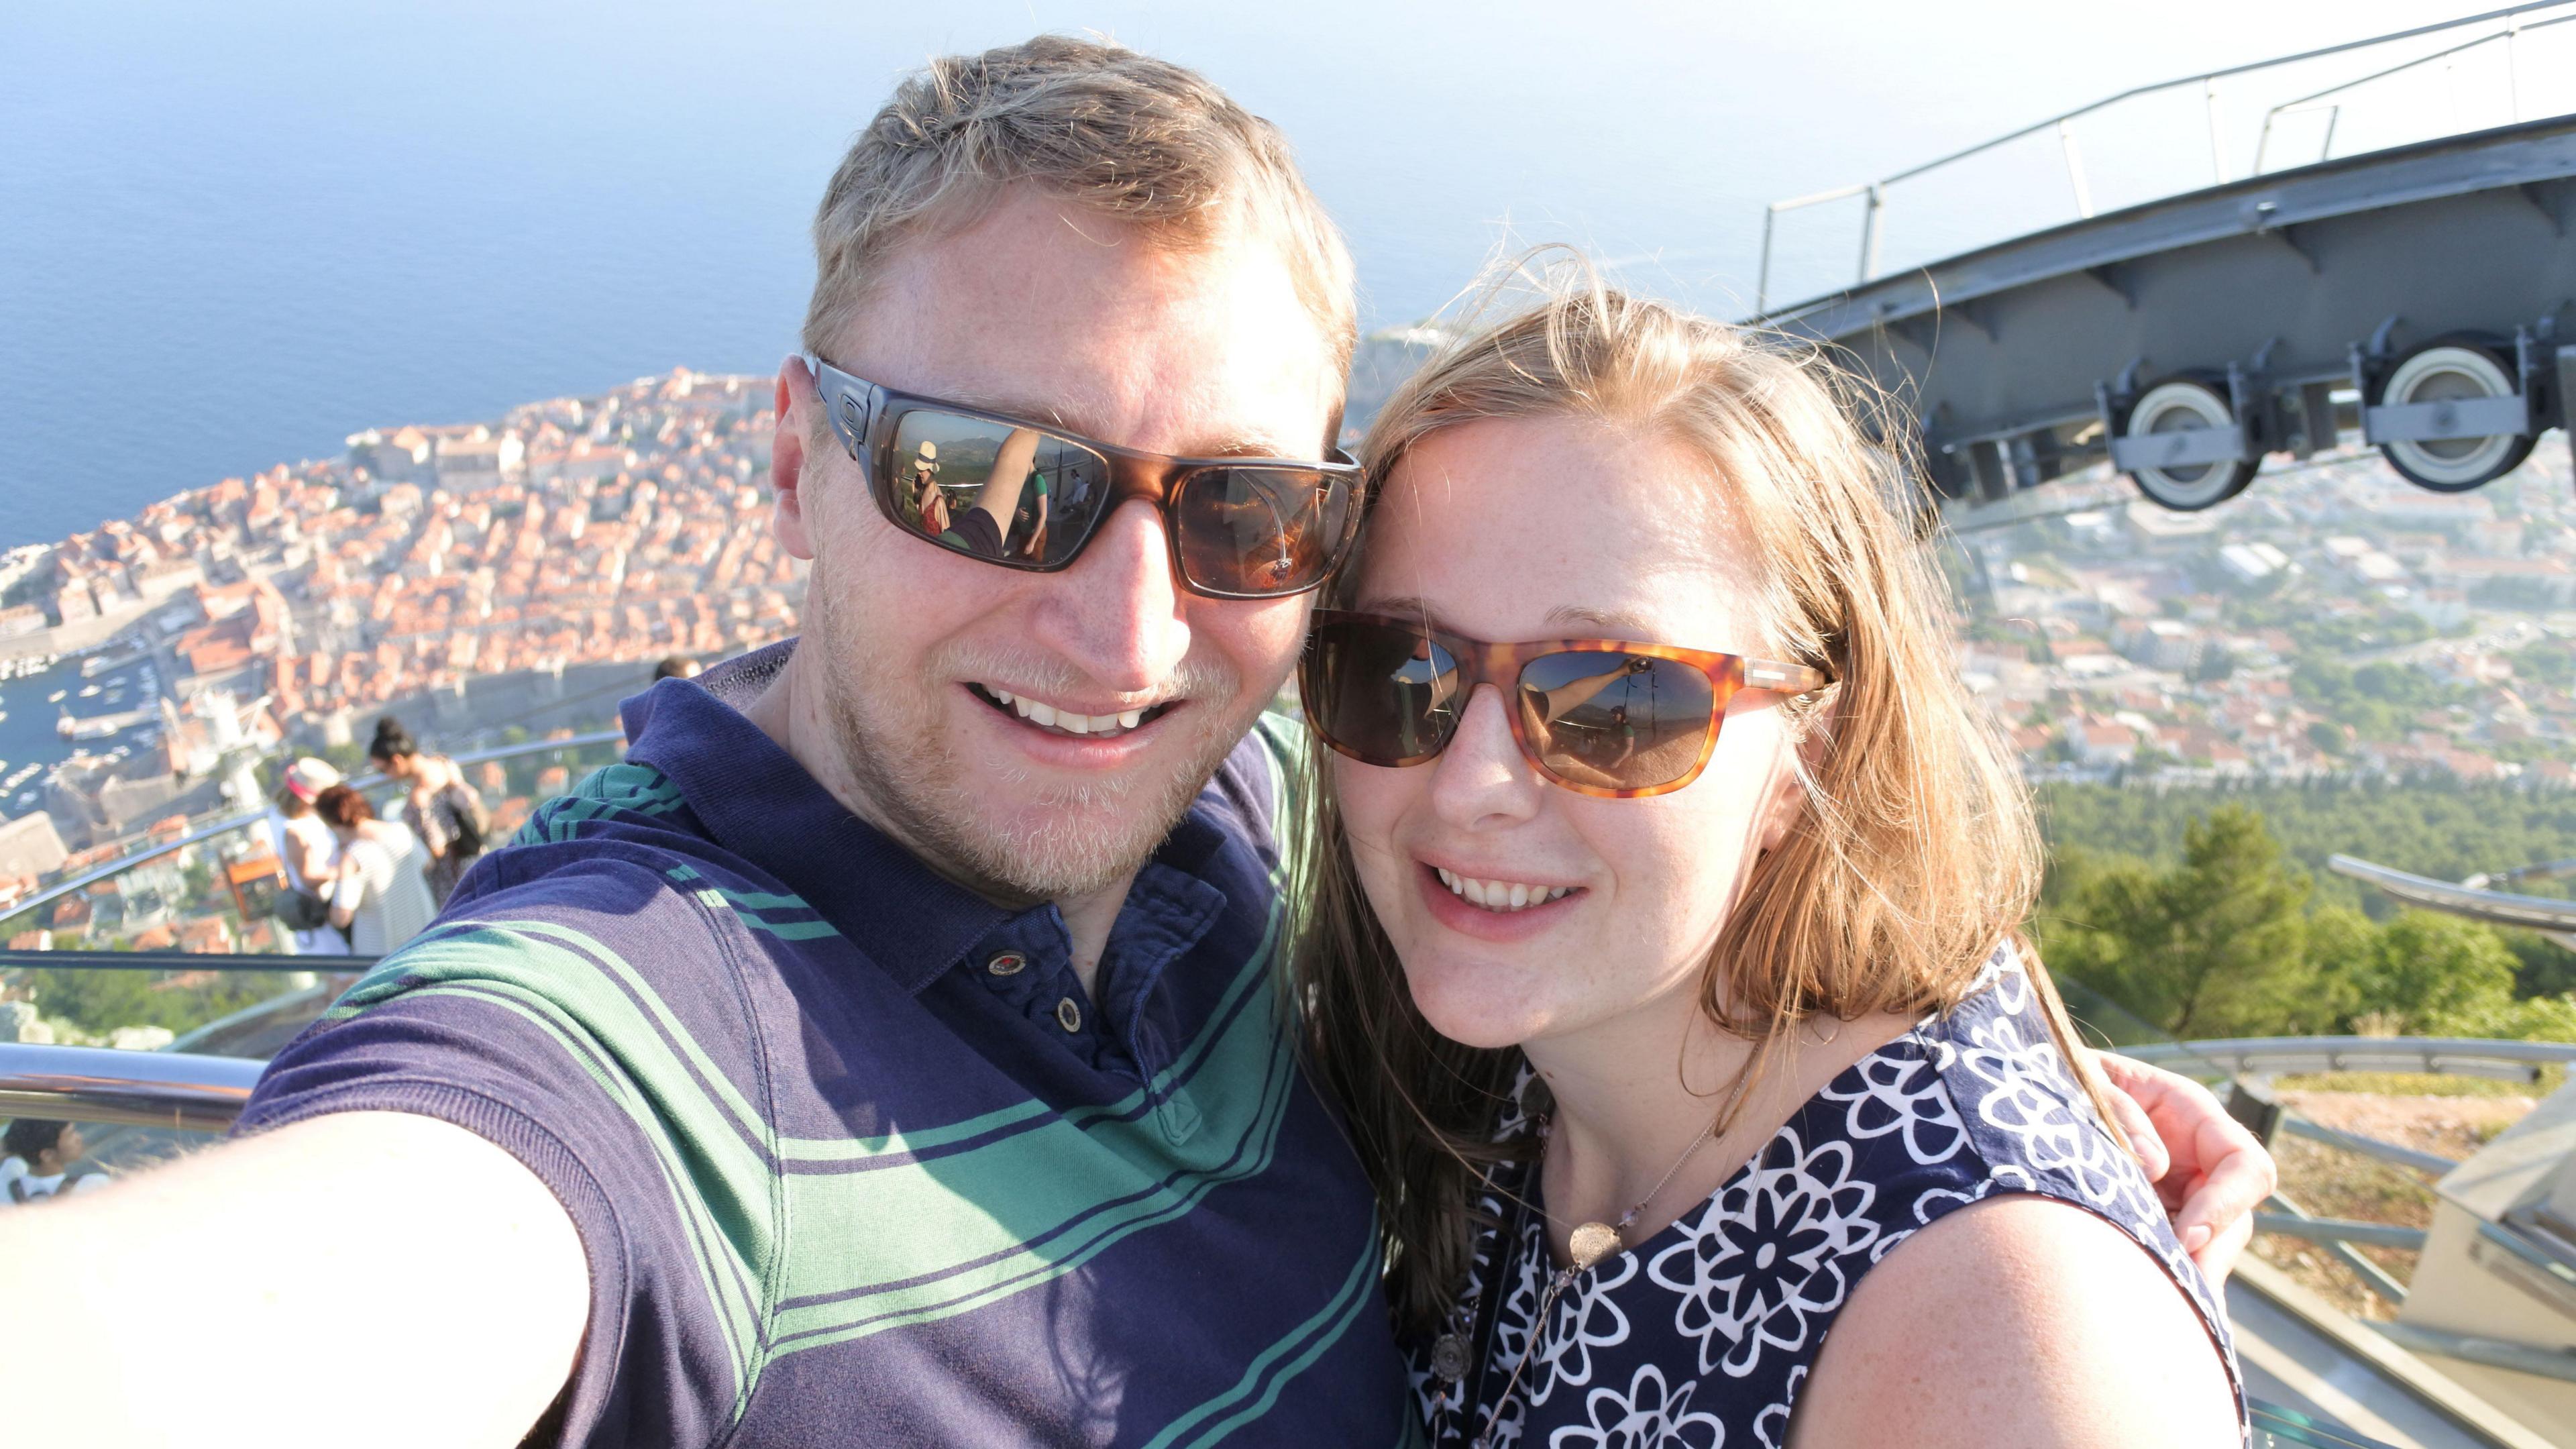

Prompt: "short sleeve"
[233,853,776,1448]
[329,847,373,912]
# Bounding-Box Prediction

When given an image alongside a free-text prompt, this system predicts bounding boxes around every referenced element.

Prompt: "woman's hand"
[2094,1053,2275,1281]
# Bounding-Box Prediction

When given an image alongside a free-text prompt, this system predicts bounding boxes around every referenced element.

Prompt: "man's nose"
[1027,500,1188,695]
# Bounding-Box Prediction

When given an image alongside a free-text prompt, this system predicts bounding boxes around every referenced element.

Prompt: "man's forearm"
[0,1112,588,1448]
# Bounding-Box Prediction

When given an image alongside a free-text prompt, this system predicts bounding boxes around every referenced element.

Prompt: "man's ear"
[771,358,818,561]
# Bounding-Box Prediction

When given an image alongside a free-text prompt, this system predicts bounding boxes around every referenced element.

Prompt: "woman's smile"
[1414,858,1587,942]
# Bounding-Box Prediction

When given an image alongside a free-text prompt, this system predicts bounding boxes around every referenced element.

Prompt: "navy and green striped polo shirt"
[235,641,1410,1447]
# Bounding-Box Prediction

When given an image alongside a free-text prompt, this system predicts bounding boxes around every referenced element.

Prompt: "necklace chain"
[1437,1065,1760,1449]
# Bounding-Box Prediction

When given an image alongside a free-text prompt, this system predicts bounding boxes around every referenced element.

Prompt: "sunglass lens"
[1514,651,1715,792]
[885,411,1110,566]
[1174,468,1352,596]
[1306,617,1460,765]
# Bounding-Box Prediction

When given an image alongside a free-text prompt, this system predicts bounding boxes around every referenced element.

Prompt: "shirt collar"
[617,640,1256,1002]
[620,640,1010,991]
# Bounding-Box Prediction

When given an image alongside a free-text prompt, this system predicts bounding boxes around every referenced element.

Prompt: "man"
[0,37,2269,1448]
[0,1120,107,1203]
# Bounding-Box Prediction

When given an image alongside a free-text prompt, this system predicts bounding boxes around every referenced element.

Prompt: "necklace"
[1430,1065,1754,1448]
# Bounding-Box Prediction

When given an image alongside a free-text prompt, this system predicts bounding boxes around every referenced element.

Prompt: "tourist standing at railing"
[0,1120,106,1204]
[266,757,343,955]
[367,718,488,906]
[0,39,2275,1449]
[309,784,435,956]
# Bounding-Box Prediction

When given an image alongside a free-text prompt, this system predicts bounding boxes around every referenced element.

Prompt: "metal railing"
[0,728,625,934]
[0,948,371,973]
[0,1040,262,1132]
[2121,1034,2576,1081]
[2250,10,2576,172]
[1754,1,2576,311]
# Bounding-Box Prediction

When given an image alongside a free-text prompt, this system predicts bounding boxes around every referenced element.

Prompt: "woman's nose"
[1426,684,1544,829]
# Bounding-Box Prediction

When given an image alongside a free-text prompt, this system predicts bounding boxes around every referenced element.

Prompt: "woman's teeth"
[989,687,1145,737]
[1434,867,1572,913]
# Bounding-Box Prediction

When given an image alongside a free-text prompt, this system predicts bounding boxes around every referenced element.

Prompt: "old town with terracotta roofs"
[0,368,800,927]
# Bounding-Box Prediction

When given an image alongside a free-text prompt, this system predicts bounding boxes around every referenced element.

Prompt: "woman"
[310,783,438,957]
[266,756,343,955]
[368,717,488,906]
[1295,275,2245,1446]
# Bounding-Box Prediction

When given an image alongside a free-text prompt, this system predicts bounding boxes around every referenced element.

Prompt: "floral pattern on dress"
[1409,947,2246,1448]
[1554,1362,1727,1449]
[1646,1132,1878,1378]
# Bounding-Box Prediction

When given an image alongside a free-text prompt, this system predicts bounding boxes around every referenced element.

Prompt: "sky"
[0,1,2508,545]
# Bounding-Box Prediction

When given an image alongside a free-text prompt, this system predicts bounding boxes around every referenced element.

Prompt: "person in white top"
[2,1120,109,1204]
[267,757,345,955]
[310,784,438,957]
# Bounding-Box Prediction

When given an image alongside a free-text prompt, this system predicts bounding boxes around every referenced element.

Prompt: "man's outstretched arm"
[2096,1051,2277,1280]
[0,1111,588,1449]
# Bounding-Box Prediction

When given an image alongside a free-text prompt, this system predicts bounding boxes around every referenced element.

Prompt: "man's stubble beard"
[805,555,1256,904]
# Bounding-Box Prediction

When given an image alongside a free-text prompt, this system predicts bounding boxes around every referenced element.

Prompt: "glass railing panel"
[0,731,627,1055]
[0,1041,260,1199]
[2251,1401,2400,1448]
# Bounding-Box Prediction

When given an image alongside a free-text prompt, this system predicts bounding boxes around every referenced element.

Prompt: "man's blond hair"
[804,36,1356,384]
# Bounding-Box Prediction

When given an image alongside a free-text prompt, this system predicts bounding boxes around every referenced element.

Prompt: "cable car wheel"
[2122,376,2259,511]
[2375,339,2534,492]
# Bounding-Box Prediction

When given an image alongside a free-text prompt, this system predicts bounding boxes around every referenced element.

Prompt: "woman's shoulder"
[1912,947,2155,1208]
[1786,1191,2241,1448]
[350,828,409,871]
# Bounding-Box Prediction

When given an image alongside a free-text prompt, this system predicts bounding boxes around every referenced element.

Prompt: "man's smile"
[965,682,1179,742]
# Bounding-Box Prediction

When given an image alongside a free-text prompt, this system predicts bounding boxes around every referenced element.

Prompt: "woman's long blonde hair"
[1288,256,2112,1336]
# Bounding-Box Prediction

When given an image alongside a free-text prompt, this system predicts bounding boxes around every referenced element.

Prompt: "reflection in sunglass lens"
[888,410,1111,566]
[1308,617,1461,764]
[1175,468,1348,596]
[1515,651,1716,791]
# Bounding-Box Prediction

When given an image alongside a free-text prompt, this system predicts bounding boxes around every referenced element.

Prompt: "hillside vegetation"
[2035,782,2576,1042]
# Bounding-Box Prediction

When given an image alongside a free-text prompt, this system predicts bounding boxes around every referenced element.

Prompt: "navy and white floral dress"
[1409,949,2247,1448]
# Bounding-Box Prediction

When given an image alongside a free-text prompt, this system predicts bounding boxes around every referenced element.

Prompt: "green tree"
[2295,905,2377,1033]
[2040,805,2312,1038]
[2347,910,2520,1035]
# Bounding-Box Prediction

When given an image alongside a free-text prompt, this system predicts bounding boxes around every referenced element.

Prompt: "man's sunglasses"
[1301,610,1833,798]
[803,354,1364,600]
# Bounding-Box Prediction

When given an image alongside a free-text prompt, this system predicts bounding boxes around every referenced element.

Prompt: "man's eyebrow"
[934,388,1088,435]
[908,388,1307,459]
[1191,433,1307,460]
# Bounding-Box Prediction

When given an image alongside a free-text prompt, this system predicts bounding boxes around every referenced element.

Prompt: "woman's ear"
[1755,754,1804,855]
[1756,694,1834,855]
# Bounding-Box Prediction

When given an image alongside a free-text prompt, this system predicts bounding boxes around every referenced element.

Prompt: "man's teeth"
[1434,867,1572,913]
[989,688,1147,737]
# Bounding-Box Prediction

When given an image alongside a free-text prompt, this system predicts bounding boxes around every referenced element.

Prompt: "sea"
[0,651,160,813]
[1,0,2459,555]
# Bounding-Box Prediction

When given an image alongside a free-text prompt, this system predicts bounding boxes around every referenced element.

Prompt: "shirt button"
[986,951,1026,977]
[1055,997,1082,1032]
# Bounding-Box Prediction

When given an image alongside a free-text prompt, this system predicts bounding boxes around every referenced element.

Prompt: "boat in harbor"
[77,684,99,698]
[47,690,65,702]
[57,706,150,740]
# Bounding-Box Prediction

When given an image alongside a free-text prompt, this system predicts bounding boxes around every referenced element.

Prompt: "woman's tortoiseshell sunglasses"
[1301,609,1834,798]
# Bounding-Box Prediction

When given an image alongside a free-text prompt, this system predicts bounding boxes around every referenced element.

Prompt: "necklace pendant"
[1566,1220,1620,1271]
[1429,1331,1470,1383]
